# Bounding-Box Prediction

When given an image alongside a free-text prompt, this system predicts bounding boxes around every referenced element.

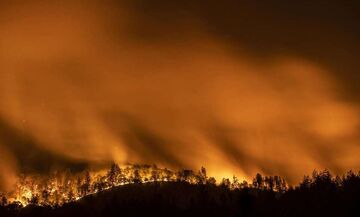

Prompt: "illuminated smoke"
[0,1,359,190]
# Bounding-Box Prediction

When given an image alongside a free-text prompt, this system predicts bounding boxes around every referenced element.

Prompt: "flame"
[0,1,359,191]
[3,165,246,207]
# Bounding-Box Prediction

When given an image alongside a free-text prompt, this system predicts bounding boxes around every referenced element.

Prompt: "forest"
[0,164,359,217]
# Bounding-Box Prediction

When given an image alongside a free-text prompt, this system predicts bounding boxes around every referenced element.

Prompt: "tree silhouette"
[151,168,160,182]
[299,175,312,189]
[67,189,75,202]
[133,167,141,184]
[232,175,239,189]
[1,166,360,217]
[240,180,249,188]
[198,167,207,184]
[79,171,92,197]
[265,176,275,191]
[220,178,231,188]
[177,169,195,183]
[41,189,50,205]
[108,163,121,186]
[76,177,83,197]
[253,173,263,189]
[163,168,173,182]
[208,177,217,185]
[29,194,39,205]
[0,195,7,206]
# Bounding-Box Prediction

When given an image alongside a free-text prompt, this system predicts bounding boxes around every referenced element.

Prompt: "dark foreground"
[1,171,360,217]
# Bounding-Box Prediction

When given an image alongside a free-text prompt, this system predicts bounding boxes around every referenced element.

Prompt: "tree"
[299,175,312,189]
[76,177,83,197]
[253,173,263,189]
[312,169,334,190]
[220,178,231,188]
[151,169,160,182]
[0,195,7,206]
[198,167,207,184]
[133,168,141,184]
[41,189,50,205]
[274,176,282,192]
[280,177,288,192]
[53,190,60,206]
[232,176,239,189]
[85,171,91,191]
[67,189,75,202]
[263,176,275,191]
[163,168,173,182]
[63,169,72,195]
[108,163,121,186]
[208,177,217,185]
[122,166,132,183]
[334,175,342,187]
[29,194,39,205]
[240,180,249,189]
[93,175,108,193]
[80,171,92,196]
[177,169,195,183]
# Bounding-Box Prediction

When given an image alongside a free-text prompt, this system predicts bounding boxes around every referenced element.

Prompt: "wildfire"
[0,165,202,207]
[0,164,287,208]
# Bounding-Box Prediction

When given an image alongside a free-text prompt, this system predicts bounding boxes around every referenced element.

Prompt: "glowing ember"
[0,164,287,207]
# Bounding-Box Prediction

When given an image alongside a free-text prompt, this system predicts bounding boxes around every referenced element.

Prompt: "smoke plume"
[0,0,359,190]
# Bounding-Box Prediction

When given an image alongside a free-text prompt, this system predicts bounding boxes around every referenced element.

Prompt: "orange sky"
[0,0,360,190]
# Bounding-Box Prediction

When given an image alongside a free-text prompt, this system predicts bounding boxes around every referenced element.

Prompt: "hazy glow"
[0,1,359,190]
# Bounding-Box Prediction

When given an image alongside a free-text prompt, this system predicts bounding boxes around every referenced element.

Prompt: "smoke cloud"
[0,0,359,190]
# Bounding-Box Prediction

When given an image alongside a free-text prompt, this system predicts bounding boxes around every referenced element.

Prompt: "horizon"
[0,0,359,194]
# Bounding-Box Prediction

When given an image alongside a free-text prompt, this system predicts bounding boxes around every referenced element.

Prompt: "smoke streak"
[0,0,359,190]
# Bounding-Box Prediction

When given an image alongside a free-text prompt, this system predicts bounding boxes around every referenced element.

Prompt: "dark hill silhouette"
[1,169,360,217]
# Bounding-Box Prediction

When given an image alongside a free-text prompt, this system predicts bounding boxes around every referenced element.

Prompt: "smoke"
[0,0,360,190]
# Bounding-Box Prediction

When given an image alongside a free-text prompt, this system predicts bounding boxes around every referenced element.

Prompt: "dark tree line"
[1,168,360,217]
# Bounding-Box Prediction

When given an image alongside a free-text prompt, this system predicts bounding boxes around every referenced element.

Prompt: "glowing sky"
[0,0,359,190]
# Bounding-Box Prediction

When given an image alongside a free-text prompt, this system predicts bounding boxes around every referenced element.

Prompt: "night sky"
[0,0,359,190]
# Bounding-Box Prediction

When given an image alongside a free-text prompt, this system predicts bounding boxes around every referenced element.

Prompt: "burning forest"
[0,164,287,207]
[1,166,360,217]
[0,0,360,216]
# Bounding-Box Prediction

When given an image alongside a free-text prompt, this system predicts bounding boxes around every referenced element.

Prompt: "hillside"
[1,171,360,217]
